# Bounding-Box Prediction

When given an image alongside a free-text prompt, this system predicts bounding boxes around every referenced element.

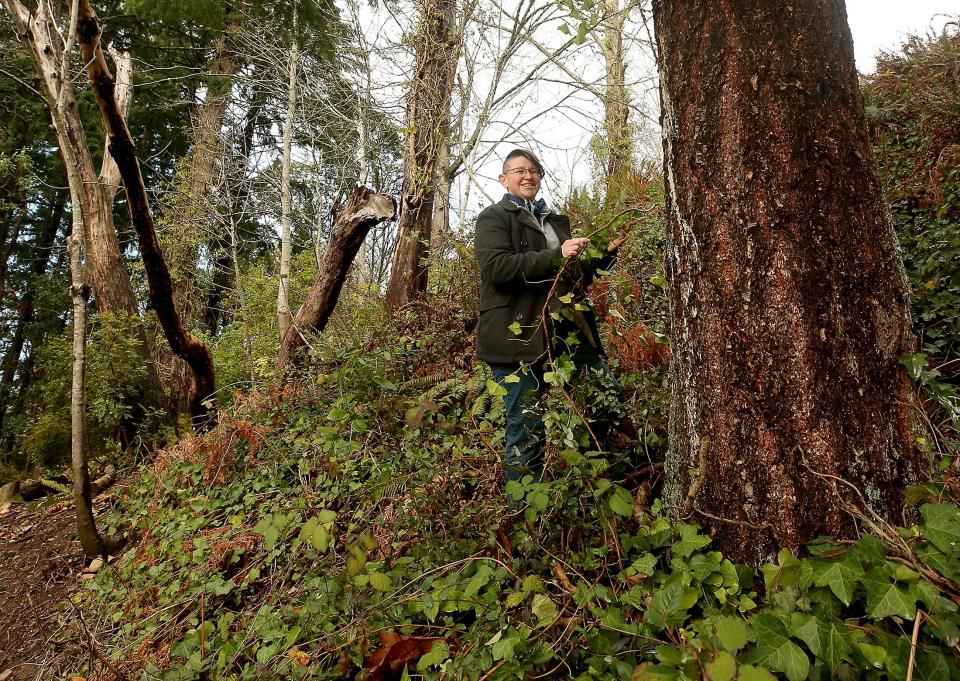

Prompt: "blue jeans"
[489,348,618,484]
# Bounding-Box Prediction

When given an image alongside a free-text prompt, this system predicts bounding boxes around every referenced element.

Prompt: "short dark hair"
[502,148,544,175]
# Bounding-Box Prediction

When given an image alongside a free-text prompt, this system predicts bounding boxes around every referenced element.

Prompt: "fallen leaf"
[365,631,445,681]
[288,645,310,666]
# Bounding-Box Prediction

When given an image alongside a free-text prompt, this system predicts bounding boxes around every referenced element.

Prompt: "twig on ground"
[906,609,924,681]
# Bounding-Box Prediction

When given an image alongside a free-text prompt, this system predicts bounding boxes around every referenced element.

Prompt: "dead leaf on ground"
[365,631,445,681]
[288,645,310,666]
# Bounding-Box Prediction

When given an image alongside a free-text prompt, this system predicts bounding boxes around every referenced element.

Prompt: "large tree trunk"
[7,0,137,317]
[278,188,395,371]
[6,0,168,417]
[159,28,238,413]
[384,0,459,309]
[653,0,926,564]
[74,0,217,428]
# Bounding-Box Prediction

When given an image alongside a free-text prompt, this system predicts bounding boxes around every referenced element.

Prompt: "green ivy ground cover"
[74,341,960,680]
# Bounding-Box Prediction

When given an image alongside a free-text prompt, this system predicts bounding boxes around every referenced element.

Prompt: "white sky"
[846,0,957,73]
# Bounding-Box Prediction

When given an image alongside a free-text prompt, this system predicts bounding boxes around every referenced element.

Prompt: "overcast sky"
[846,0,957,72]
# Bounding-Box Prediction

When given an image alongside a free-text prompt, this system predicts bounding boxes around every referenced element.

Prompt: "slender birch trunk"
[277,32,299,339]
[57,0,104,558]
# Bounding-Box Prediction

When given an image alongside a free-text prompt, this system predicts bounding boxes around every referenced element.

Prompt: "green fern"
[398,372,447,392]
[41,478,72,496]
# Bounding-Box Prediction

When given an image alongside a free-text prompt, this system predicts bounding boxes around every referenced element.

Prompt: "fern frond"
[41,478,72,496]
[398,373,446,392]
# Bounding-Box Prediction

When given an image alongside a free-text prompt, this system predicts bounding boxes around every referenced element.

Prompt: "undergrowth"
[75,314,960,680]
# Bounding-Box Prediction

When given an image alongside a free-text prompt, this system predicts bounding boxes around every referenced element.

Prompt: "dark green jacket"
[474,196,611,364]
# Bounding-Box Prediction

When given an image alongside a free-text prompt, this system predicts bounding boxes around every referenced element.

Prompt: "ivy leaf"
[736,666,777,681]
[416,641,448,670]
[345,544,366,577]
[920,503,960,554]
[855,641,887,669]
[491,634,516,661]
[531,594,558,627]
[914,648,951,681]
[486,380,507,397]
[744,613,810,681]
[862,565,917,620]
[608,486,634,517]
[631,664,680,680]
[671,524,711,559]
[646,578,699,630]
[810,554,862,605]
[849,534,885,564]
[703,650,736,681]
[789,614,851,672]
[463,564,492,599]
[508,321,523,335]
[714,615,748,652]
[368,572,392,592]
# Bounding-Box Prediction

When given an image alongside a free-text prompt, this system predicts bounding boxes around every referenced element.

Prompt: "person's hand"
[562,237,590,258]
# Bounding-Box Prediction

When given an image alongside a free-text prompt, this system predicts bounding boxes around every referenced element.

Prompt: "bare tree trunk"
[227,207,256,384]
[6,1,168,418]
[7,1,136,317]
[74,0,217,428]
[160,28,238,412]
[278,188,395,371]
[277,33,299,339]
[601,0,632,197]
[165,29,238,319]
[54,0,105,559]
[0,184,26,311]
[431,143,451,247]
[653,0,926,564]
[384,0,459,309]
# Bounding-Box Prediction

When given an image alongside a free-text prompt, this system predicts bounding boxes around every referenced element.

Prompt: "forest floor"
[0,491,115,680]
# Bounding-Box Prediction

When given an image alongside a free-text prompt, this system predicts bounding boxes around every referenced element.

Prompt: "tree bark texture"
[163,30,238,322]
[6,0,168,416]
[6,0,139,318]
[653,0,925,564]
[601,0,632,194]
[156,29,237,413]
[277,36,299,339]
[384,0,459,309]
[74,0,217,428]
[278,187,395,371]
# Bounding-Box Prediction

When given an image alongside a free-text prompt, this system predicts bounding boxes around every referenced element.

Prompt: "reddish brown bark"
[653,0,926,564]
[7,0,170,421]
[158,30,238,414]
[74,0,217,427]
[278,188,395,372]
[6,0,138,317]
[384,0,459,309]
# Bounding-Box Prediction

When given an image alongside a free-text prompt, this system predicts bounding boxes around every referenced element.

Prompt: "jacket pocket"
[478,289,512,312]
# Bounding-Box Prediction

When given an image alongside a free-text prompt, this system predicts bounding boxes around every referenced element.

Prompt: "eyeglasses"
[504,167,543,178]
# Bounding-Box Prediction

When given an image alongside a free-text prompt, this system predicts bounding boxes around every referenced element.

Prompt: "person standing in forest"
[474,148,630,491]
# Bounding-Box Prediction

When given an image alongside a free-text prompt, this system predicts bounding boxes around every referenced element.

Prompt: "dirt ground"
[0,493,110,680]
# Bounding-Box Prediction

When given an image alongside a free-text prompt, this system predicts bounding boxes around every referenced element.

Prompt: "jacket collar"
[502,193,550,217]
